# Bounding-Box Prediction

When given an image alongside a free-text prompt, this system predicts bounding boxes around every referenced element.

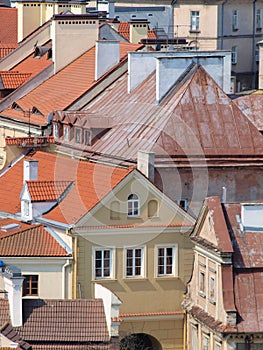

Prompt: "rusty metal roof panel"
[82,65,263,160]
[233,94,263,131]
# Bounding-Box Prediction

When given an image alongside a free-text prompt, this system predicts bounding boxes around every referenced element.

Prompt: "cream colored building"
[71,167,195,350]
[173,0,263,91]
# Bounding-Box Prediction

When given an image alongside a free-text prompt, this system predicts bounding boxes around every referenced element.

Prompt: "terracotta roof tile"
[118,22,130,41]
[0,222,71,257]
[120,311,184,317]
[0,151,132,224]
[30,345,109,350]
[17,299,109,342]
[0,299,10,327]
[74,223,194,231]
[26,180,73,202]
[147,29,157,39]
[0,71,32,89]
[0,44,18,60]
[1,42,142,124]
[0,8,17,44]
[1,323,31,350]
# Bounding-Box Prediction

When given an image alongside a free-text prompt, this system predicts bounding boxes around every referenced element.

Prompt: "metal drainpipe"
[62,259,71,299]
[252,0,257,89]
[221,0,227,50]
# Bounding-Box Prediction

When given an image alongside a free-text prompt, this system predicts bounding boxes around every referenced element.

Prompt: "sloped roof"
[0,219,71,257]
[0,44,18,60]
[0,299,10,327]
[0,71,32,89]
[0,151,132,224]
[81,65,263,161]
[118,22,130,41]
[1,323,31,350]
[1,42,142,123]
[233,94,263,132]
[17,299,109,343]
[26,180,73,202]
[0,7,17,44]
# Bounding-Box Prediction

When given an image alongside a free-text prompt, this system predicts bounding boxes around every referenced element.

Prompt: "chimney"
[23,159,38,183]
[129,19,149,44]
[2,266,24,327]
[97,0,115,18]
[95,40,120,80]
[137,150,155,182]
[221,186,227,203]
[51,14,99,73]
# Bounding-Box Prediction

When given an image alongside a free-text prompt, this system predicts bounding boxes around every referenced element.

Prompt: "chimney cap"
[3,265,22,279]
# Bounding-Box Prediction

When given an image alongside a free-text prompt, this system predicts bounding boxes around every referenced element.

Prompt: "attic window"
[85,129,91,146]
[23,275,38,296]
[12,102,23,111]
[75,128,82,144]
[31,107,43,116]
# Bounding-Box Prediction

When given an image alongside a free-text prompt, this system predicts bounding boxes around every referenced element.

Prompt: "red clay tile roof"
[74,223,194,231]
[1,323,31,350]
[26,180,73,202]
[0,44,18,60]
[0,8,17,44]
[147,29,157,39]
[120,311,184,317]
[0,299,10,327]
[17,299,109,343]
[0,222,71,257]
[1,42,142,124]
[82,65,263,161]
[0,151,132,224]
[0,71,32,89]
[118,22,130,41]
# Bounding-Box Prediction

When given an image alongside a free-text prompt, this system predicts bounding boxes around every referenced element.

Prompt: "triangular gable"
[77,168,195,228]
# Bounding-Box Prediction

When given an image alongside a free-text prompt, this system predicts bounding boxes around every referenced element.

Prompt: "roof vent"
[1,223,20,232]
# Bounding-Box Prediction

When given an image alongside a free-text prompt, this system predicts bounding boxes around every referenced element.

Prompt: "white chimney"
[2,266,24,327]
[97,0,115,18]
[23,159,38,183]
[137,150,155,182]
[222,186,227,203]
[95,40,120,80]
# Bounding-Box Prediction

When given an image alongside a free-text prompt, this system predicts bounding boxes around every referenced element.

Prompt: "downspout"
[221,0,227,50]
[252,0,257,89]
[62,259,71,299]
[183,311,187,350]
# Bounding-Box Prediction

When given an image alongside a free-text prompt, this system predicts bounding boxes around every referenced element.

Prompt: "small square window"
[23,275,39,296]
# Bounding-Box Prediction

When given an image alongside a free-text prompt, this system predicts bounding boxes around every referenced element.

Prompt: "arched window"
[128,194,140,217]
[148,200,158,218]
[110,201,120,220]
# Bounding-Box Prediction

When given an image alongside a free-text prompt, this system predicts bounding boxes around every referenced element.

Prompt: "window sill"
[92,278,117,282]
[155,275,179,279]
[199,291,206,298]
[127,216,141,219]
[22,296,39,299]
[232,28,238,31]
[189,30,200,34]
[123,277,148,281]
[209,297,216,305]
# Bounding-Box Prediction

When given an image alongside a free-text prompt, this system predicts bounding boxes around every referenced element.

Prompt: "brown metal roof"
[77,65,263,163]
[233,94,263,132]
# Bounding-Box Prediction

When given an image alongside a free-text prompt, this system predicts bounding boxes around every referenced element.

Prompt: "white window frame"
[23,200,30,217]
[75,128,82,144]
[232,10,238,30]
[209,275,215,303]
[85,129,91,146]
[178,199,188,210]
[190,11,200,31]
[155,244,178,277]
[127,194,140,217]
[64,126,69,141]
[199,270,206,296]
[53,123,58,139]
[256,9,262,29]
[124,246,146,278]
[93,247,115,279]
[202,334,209,350]
[231,46,237,64]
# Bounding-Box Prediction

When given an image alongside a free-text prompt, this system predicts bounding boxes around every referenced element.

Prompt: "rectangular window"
[191,326,198,350]
[203,335,209,350]
[94,248,114,279]
[125,247,145,277]
[64,127,69,141]
[256,47,260,62]
[199,271,205,295]
[53,124,58,139]
[190,11,200,31]
[231,46,237,64]
[23,275,38,296]
[75,128,82,144]
[85,129,91,146]
[256,9,262,29]
[209,276,215,301]
[156,245,178,277]
[23,200,30,217]
[232,10,238,30]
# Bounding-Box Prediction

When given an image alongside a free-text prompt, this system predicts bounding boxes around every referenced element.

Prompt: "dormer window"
[53,123,58,139]
[85,129,91,146]
[75,128,82,144]
[128,194,140,217]
[64,126,69,141]
[23,200,30,217]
